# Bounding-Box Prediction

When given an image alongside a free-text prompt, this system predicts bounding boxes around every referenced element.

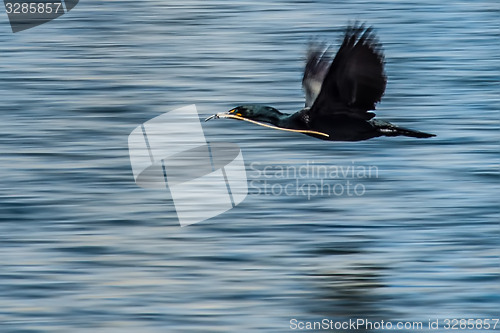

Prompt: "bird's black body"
[207,24,435,141]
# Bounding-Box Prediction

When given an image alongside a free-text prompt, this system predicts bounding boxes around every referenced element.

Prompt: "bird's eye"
[229,109,236,113]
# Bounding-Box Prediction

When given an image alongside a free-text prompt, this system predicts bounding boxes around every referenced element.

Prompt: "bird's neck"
[254,106,288,127]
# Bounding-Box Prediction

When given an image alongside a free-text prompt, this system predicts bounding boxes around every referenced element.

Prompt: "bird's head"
[205,105,280,122]
[227,105,260,119]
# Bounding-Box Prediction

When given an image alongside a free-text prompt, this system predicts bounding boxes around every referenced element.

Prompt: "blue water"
[0,1,498,332]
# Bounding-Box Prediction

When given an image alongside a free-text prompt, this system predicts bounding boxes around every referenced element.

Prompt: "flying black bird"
[206,24,435,141]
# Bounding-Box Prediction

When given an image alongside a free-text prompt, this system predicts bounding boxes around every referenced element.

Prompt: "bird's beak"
[204,109,237,122]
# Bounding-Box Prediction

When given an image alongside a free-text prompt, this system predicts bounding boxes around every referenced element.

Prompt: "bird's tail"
[372,120,436,138]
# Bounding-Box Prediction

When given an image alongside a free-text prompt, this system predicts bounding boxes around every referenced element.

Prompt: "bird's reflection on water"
[291,238,390,333]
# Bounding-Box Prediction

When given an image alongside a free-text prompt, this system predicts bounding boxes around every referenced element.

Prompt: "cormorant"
[206,24,435,141]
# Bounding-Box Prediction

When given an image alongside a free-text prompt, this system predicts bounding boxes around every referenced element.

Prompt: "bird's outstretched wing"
[302,43,332,108]
[310,24,386,120]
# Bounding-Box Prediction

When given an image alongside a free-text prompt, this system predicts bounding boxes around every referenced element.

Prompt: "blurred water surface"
[0,1,498,332]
